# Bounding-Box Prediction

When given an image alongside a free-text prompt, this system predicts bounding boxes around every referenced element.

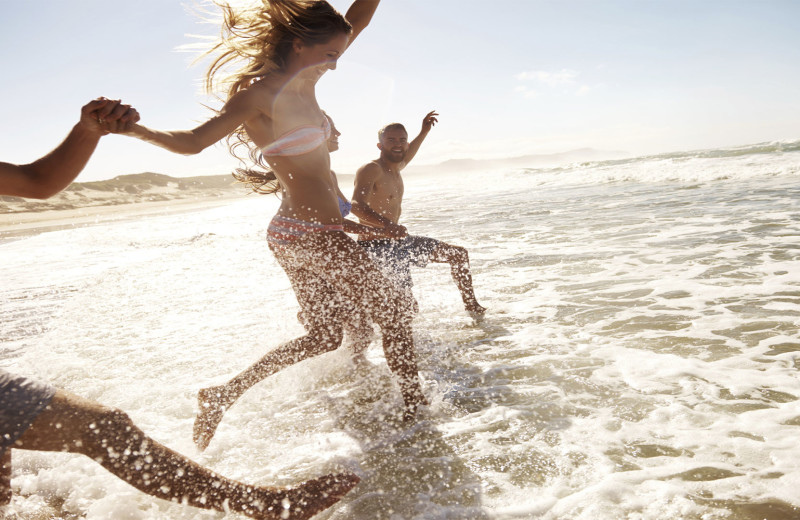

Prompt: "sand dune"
[0,172,246,213]
[0,172,251,238]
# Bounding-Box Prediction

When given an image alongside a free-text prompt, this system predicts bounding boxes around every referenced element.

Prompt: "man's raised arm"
[401,110,438,169]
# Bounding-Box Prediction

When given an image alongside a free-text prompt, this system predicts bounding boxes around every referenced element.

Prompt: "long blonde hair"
[204,0,352,194]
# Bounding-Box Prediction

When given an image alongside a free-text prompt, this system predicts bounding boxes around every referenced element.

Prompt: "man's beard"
[381,148,406,163]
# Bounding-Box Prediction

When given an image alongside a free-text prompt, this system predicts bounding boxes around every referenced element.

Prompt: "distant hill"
[1,172,247,214]
[405,148,627,175]
[68,172,239,193]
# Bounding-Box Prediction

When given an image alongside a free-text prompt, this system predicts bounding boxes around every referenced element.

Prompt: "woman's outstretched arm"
[345,0,380,47]
[124,88,263,155]
[0,99,138,199]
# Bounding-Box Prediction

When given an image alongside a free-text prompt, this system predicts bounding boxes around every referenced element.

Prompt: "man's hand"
[383,222,408,238]
[421,110,438,133]
[80,98,140,135]
[402,110,438,168]
[0,97,140,199]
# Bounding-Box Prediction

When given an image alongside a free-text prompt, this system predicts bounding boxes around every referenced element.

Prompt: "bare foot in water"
[465,299,486,316]
[402,389,429,423]
[193,386,229,451]
[245,473,360,520]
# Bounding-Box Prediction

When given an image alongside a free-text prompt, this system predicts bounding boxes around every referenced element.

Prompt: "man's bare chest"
[373,175,404,200]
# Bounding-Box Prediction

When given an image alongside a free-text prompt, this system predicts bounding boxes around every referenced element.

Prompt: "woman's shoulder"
[228,79,280,117]
[250,75,284,97]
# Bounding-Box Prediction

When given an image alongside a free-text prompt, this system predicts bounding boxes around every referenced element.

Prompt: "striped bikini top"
[261,117,331,157]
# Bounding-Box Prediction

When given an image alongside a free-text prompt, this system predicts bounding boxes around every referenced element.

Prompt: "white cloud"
[515,69,596,98]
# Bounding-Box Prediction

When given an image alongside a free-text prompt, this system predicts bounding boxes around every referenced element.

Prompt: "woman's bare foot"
[464,299,486,316]
[247,473,361,520]
[193,386,230,451]
[402,388,429,423]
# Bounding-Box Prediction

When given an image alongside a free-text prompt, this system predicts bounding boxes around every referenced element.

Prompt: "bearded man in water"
[351,111,486,316]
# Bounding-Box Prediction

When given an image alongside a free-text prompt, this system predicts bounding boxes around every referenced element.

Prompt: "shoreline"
[0,193,249,242]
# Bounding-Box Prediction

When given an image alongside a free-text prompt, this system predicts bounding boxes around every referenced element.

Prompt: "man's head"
[377,123,409,164]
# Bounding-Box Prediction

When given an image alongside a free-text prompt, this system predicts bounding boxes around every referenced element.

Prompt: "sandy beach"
[0,173,251,240]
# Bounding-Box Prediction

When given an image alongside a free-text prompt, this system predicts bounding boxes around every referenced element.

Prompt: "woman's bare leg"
[194,334,342,450]
[194,262,345,450]
[319,232,428,419]
[430,243,486,315]
[344,312,374,356]
[11,390,358,519]
[195,230,427,450]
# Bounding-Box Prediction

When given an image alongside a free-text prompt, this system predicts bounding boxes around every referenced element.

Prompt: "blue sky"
[2,0,799,181]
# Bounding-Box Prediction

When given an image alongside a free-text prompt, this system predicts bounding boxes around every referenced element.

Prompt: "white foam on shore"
[2,146,800,518]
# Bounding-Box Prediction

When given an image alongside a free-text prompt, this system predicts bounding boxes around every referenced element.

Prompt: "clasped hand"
[80,97,140,135]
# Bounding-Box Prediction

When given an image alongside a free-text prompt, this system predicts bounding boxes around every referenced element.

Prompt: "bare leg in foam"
[11,390,359,519]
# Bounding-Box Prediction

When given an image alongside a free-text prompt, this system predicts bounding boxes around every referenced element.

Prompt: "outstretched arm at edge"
[345,0,380,48]
[331,169,382,235]
[401,110,438,170]
[0,98,138,199]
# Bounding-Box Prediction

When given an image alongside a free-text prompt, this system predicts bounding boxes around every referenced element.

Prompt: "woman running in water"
[118,0,427,451]
[0,98,358,519]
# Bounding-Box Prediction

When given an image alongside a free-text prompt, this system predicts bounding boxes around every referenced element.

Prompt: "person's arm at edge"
[122,89,261,156]
[0,98,138,199]
[331,170,380,234]
[345,0,380,48]
[400,110,437,170]
[331,170,376,235]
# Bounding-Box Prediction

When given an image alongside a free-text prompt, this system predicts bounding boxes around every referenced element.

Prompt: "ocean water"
[2,140,800,519]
